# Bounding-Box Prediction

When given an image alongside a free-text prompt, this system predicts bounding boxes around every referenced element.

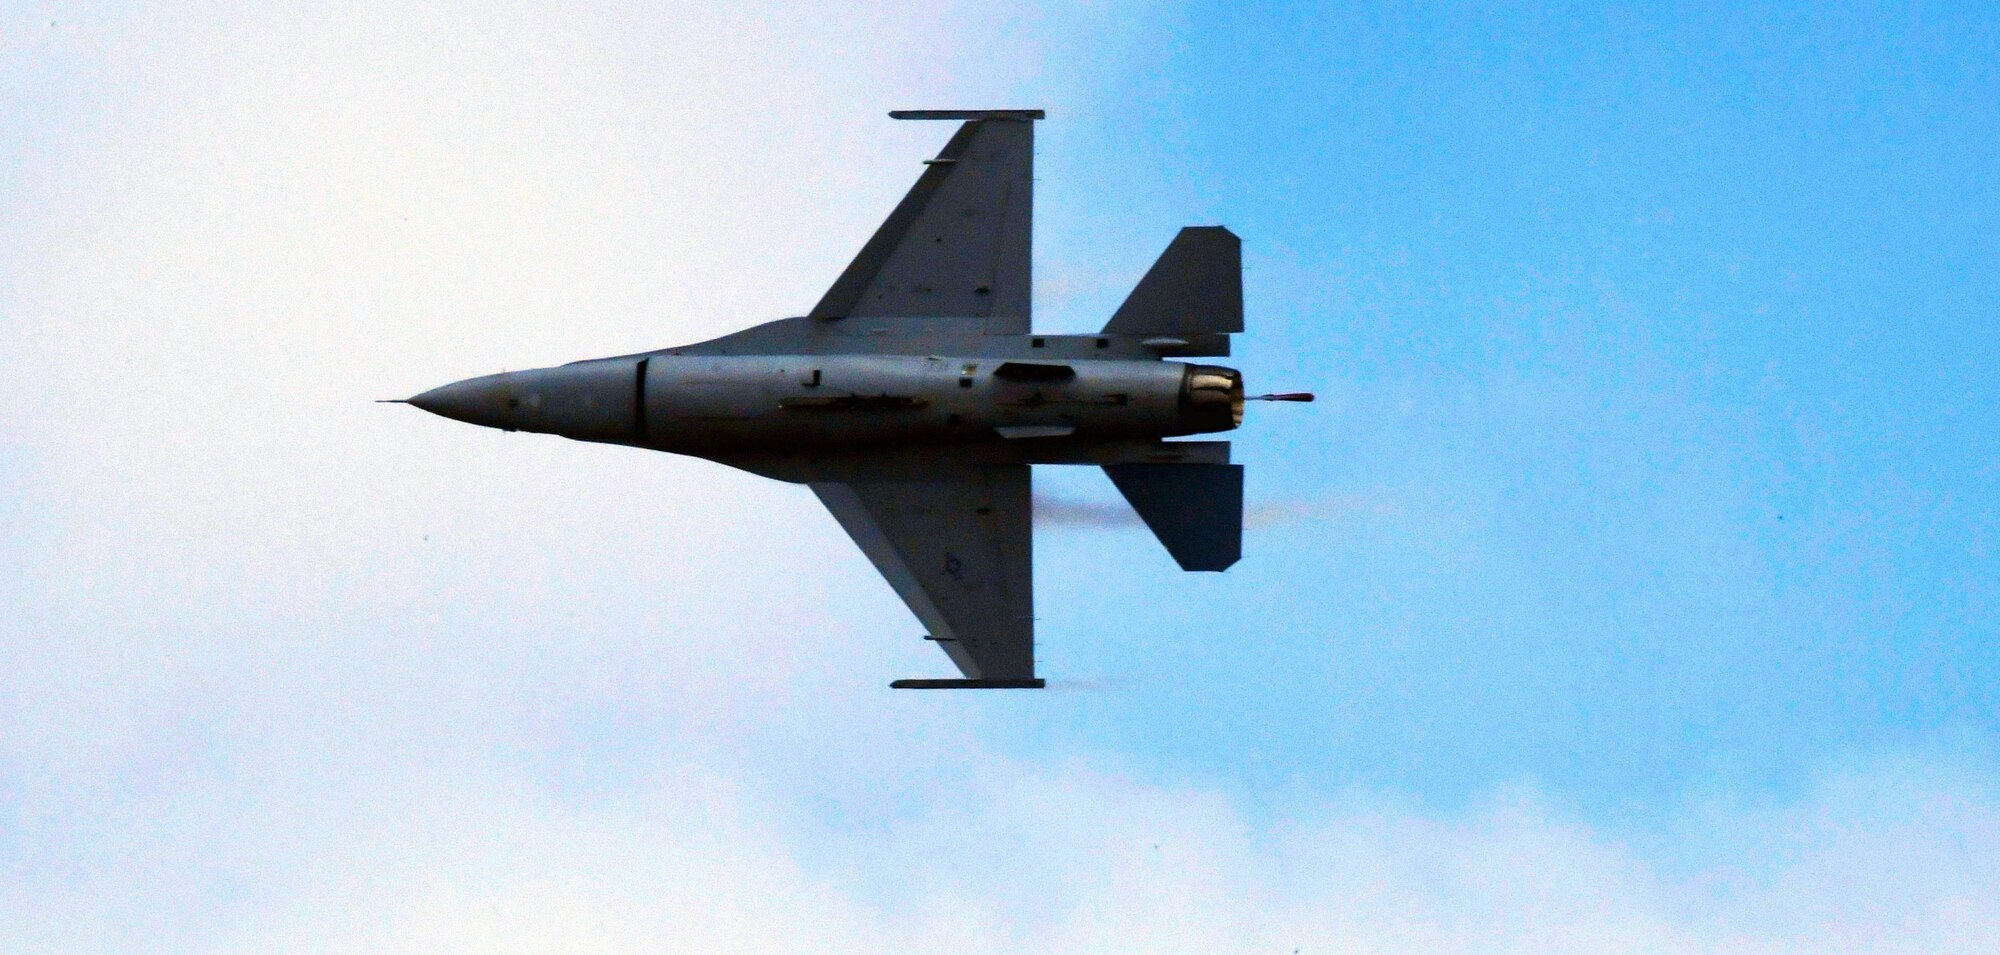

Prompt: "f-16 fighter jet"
[397,110,1310,689]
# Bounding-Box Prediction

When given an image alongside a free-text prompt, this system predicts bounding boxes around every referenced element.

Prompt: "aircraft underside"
[398,109,1308,687]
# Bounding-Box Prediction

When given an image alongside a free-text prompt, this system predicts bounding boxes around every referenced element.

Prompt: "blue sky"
[3,1,1997,951]
[1014,0,2000,813]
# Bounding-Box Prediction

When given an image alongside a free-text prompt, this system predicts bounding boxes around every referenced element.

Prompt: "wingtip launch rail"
[889,109,1047,121]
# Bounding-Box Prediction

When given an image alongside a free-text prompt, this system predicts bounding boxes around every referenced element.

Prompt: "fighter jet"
[397,109,1309,688]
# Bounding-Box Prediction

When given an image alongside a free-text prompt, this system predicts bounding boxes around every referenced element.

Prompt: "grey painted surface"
[810,116,1033,330]
[812,468,1033,680]
[403,113,1276,685]
[1104,463,1246,571]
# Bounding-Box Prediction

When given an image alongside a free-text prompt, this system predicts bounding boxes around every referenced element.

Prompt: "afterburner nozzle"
[1180,364,1244,431]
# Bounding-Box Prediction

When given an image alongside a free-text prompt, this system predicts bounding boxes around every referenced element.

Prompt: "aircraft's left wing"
[810,465,1039,686]
[808,110,1040,334]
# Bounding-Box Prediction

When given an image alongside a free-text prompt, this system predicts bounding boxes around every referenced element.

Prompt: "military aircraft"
[396,109,1309,688]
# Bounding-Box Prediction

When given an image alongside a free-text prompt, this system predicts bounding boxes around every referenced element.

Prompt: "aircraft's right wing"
[808,110,1041,333]
[810,465,1037,685]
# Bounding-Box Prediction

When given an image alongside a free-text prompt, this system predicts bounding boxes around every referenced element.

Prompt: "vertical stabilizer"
[1103,462,1243,571]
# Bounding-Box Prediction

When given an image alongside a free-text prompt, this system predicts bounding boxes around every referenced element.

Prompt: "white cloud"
[18,746,1984,954]
[0,0,1129,757]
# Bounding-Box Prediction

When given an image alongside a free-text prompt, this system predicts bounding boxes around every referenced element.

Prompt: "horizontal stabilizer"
[1104,462,1243,571]
[1103,226,1242,356]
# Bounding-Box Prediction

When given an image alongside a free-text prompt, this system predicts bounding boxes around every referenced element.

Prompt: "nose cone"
[405,361,643,441]
[408,373,521,430]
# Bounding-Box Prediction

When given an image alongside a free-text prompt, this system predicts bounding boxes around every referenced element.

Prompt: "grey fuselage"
[410,321,1245,480]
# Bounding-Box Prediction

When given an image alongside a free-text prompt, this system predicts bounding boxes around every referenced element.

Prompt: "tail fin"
[1103,463,1243,571]
[1102,226,1242,357]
